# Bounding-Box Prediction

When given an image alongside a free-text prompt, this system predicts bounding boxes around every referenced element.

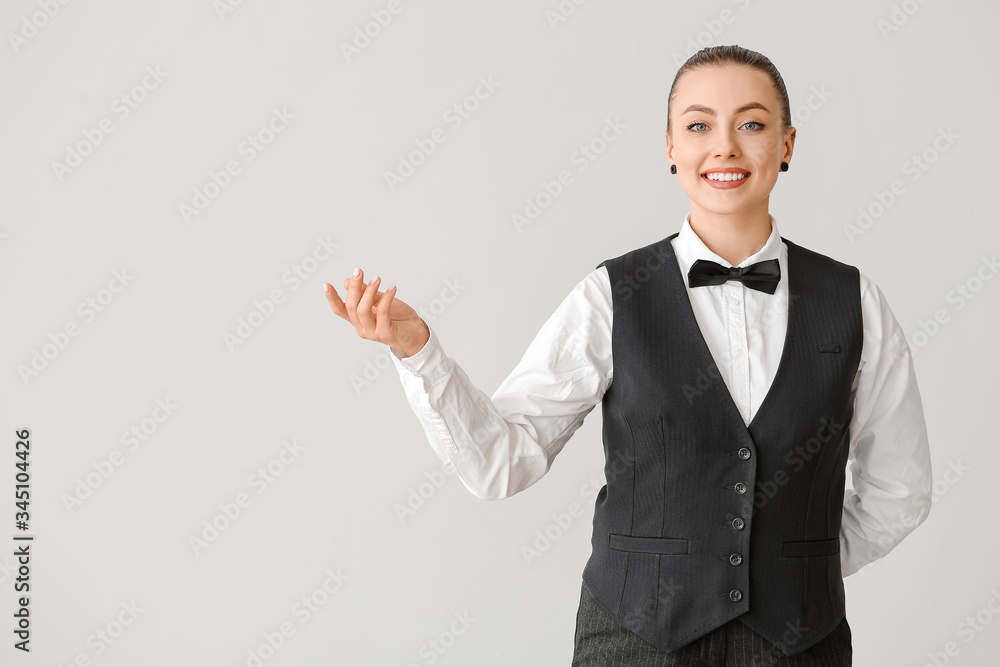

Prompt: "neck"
[688,200,773,266]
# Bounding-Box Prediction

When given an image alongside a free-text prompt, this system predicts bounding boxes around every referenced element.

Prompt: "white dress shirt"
[388,214,933,577]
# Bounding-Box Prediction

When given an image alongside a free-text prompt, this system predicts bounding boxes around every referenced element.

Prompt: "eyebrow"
[681,102,770,116]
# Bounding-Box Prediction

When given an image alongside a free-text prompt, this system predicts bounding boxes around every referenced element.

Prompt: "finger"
[357,274,381,333]
[345,270,383,303]
[344,268,364,331]
[344,277,384,305]
[323,283,350,321]
[374,282,395,340]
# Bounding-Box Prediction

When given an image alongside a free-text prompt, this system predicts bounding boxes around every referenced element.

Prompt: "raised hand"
[323,267,430,358]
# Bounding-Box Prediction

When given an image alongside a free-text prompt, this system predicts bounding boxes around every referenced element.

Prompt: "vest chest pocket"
[609,534,689,555]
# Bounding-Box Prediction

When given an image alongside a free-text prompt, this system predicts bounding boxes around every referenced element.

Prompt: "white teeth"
[705,172,747,181]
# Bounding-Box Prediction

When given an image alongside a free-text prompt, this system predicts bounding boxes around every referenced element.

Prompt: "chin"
[692,196,768,218]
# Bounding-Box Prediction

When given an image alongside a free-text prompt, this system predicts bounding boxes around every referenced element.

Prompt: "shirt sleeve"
[388,267,614,500]
[839,273,934,576]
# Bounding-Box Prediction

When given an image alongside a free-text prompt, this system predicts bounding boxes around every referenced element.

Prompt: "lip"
[701,168,751,189]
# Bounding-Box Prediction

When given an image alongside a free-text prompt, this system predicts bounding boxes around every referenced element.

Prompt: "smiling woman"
[664,46,796,266]
[323,44,933,667]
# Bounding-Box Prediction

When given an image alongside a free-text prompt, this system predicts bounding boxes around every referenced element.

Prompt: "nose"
[713,125,740,158]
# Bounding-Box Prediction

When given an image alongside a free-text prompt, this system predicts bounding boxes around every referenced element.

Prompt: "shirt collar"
[673,212,786,278]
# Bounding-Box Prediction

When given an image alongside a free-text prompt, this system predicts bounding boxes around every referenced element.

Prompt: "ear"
[782,126,796,163]
[665,130,674,162]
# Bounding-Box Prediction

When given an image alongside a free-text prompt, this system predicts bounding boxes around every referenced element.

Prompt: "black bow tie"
[687,258,781,294]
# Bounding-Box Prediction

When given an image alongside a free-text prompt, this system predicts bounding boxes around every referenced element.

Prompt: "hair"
[666,45,792,135]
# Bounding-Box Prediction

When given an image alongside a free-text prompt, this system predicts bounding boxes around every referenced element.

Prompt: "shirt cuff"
[390,325,448,380]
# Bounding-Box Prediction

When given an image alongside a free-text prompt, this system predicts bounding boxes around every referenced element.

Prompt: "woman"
[323,45,932,667]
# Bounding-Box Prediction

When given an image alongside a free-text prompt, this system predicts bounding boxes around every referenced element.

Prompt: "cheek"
[756,135,782,158]
[670,142,707,169]
[670,140,694,158]
[742,143,777,167]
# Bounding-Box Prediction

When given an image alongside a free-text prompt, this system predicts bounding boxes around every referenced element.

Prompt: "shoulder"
[540,264,613,330]
[782,236,860,275]
[782,237,863,308]
[596,233,677,274]
[572,264,613,307]
[856,269,904,345]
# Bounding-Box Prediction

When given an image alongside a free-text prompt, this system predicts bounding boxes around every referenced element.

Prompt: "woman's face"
[666,64,795,221]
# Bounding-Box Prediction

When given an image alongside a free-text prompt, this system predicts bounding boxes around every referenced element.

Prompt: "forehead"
[673,64,778,109]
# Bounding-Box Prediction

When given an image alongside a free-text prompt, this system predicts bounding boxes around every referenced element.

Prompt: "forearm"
[390,328,558,500]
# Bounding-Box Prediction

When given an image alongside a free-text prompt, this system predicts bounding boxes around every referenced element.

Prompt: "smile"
[701,169,751,189]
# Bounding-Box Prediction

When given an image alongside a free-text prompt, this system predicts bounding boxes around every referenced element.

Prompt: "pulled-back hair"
[666,45,792,134]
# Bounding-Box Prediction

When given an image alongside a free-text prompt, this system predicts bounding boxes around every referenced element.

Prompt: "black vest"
[580,232,862,656]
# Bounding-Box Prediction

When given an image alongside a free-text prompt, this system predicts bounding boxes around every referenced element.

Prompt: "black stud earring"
[670,164,677,175]
[780,161,789,172]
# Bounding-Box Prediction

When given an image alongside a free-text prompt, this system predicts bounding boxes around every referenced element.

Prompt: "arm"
[839,274,934,577]
[389,268,614,500]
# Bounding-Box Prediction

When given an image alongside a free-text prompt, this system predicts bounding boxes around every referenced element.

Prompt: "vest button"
[738,447,751,460]
[729,589,742,602]
[730,553,742,566]
[734,482,747,494]
[732,517,745,530]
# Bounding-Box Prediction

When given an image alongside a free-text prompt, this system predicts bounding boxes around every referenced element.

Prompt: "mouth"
[701,168,751,189]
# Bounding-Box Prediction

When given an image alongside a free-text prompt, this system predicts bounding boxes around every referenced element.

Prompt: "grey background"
[1,0,997,665]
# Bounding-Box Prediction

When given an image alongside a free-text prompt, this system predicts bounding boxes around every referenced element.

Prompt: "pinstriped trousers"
[571,580,852,666]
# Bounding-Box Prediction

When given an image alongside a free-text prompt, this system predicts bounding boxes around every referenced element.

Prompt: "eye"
[741,121,765,131]
[686,122,708,132]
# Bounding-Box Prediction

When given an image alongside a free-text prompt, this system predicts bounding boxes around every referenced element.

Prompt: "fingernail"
[322,283,330,293]
[369,275,379,285]
[353,267,360,278]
